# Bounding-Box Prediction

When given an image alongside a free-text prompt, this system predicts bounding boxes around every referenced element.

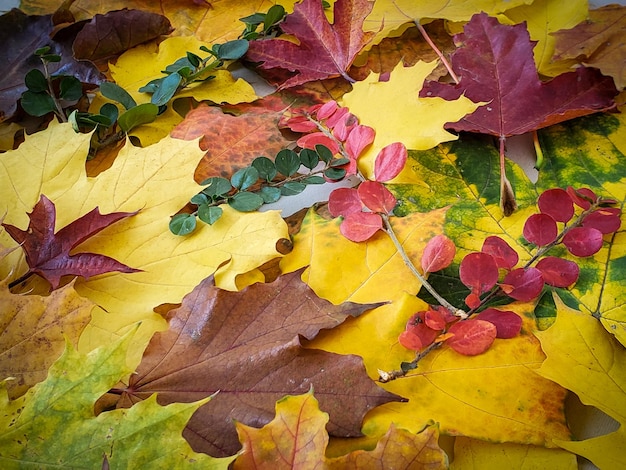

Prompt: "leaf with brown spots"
[170,104,292,182]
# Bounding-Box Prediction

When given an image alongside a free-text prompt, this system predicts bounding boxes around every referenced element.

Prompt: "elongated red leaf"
[563,226,604,257]
[566,186,598,209]
[523,213,558,247]
[421,234,456,273]
[536,257,580,287]
[329,187,363,218]
[2,195,140,290]
[357,181,397,214]
[474,308,522,339]
[374,142,408,182]
[583,208,622,234]
[298,132,340,155]
[446,319,497,356]
[424,308,448,330]
[481,236,518,270]
[345,125,375,160]
[502,267,544,301]
[538,188,574,223]
[340,211,383,242]
[245,0,374,88]
[459,252,499,295]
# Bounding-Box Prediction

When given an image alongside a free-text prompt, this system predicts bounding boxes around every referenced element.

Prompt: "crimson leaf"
[538,188,574,223]
[481,236,518,270]
[357,181,397,214]
[563,226,604,257]
[502,267,544,301]
[459,252,499,295]
[421,234,456,274]
[536,257,580,287]
[474,308,522,339]
[523,213,558,247]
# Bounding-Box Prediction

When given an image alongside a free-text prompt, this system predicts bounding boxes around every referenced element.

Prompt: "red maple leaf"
[2,194,141,290]
[245,0,374,89]
[420,13,618,138]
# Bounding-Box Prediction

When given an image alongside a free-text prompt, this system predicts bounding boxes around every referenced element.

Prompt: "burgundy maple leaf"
[245,0,374,89]
[3,194,141,290]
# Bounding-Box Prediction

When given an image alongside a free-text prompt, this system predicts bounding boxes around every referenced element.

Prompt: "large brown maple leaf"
[2,194,140,290]
[245,0,374,89]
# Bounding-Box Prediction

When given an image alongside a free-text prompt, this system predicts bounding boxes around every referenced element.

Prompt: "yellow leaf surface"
[0,278,94,400]
[340,62,483,179]
[280,206,448,304]
[309,296,571,447]
[501,0,588,76]
[535,295,626,469]
[362,0,533,48]
[450,437,577,469]
[0,121,288,364]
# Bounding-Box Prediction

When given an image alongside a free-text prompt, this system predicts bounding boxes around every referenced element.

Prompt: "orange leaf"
[447,319,497,356]
[421,234,456,273]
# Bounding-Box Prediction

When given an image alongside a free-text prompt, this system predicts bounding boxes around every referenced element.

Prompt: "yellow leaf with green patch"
[280,206,448,304]
[310,297,571,446]
[0,121,288,365]
[450,437,577,469]
[340,61,483,179]
[0,330,234,468]
[534,295,626,469]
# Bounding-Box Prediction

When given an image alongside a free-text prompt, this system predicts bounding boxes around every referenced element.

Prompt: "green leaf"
[252,156,278,181]
[186,51,202,68]
[117,103,159,132]
[300,148,319,170]
[330,157,350,167]
[315,144,333,163]
[198,204,223,225]
[259,186,281,203]
[201,177,233,198]
[231,166,259,190]
[59,76,83,101]
[281,181,307,196]
[216,39,249,60]
[240,12,265,26]
[100,81,137,110]
[0,332,235,468]
[276,149,301,176]
[264,4,285,29]
[303,175,325,185]
[169,213,197,235]
[34,46,51,56]
[24,69,47,92]
[20,90,55,117]
[151,71,182,106]
[324,167,346,180]
[229,191,264,211]
[99,103,119,124]
[191,193,210,205]
[139,77,161,94]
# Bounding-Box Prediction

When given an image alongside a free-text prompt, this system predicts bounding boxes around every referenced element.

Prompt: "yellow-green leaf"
[534,295,626,469]
[0,330,235,468]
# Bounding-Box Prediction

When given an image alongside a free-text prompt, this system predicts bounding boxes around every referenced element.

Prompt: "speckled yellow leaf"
[535,295,626,469]
[280,206,448,305]
[450,437,577,470]
[340,61,483,179]
[310,297,571,447]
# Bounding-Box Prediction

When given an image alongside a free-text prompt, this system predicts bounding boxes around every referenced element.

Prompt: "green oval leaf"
[216,39,249,60]
[252,156,278,181]
[169,213,197,235]
[20,91,55,117]
[24,69,47,92]
[275,149,300,176]
[190,193,210,205]
[151,72,181,106]
[99,103,119,124]
[231,166,259,190]
[281,181,307,196]
[324,167,346,180]
[330,157,350,167]
[264,4,285,29]
[100,81,137,110]
[303,175,325,185]
[198,204,223,225]
[300,148,319,170]
[201,177,232,198]
[315,144,333,163]
[59,76,83,101]
[259,186,281,203]
[229,191,264,212]
[117,103,159,132]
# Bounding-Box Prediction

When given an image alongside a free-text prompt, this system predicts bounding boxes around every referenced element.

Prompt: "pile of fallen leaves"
[0,0,625,468]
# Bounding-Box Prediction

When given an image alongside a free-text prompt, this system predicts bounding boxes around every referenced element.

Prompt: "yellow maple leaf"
[0,121,288,365]
[280,206,448,305]
[535,295,626,469]
[340,61,483,180]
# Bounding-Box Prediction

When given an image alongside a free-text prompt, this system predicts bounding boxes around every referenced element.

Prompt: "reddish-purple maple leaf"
[245,0,374,89]
[2,194,140,290]
[420,13,618,138]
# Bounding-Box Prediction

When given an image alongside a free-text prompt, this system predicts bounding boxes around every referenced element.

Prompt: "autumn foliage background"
[0,0,625,468]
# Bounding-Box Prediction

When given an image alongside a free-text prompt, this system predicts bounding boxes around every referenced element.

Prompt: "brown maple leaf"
[245,0,375,89]
[108,270,399,457]
[2,194,140,290]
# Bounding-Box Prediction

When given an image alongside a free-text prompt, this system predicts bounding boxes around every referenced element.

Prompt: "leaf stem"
[42,60,68,123]
[415,21,459,84]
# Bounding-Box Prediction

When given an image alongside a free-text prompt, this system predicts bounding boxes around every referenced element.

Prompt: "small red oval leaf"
[374,142,408,182]
[446,319,497,356]
[523,213,558,246]
[566,186,598,210]
[474,308,522,339]
[481,236,518,270]
[421,234,456,273]
[328,187,362,217]
[459,252,499,295]
[538,188,574,223]
[345,125,375,160]
[398,330,423,351]
[536,256,580,287]
[339,211,383,242]
[357,180,397,214]
[582,208,622,234]
[503,267,544,301]
[424,308,447,330]
[563,226,603,257]
[297,132,339,154]
[316,100,338,120]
